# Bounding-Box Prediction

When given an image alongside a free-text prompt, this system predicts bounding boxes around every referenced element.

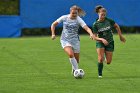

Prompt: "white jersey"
[56,14,86,42]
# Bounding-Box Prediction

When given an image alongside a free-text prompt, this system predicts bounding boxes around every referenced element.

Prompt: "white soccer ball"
[74,69,85,79]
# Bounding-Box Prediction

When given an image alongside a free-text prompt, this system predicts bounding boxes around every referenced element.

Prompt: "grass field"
[0,34,140,93]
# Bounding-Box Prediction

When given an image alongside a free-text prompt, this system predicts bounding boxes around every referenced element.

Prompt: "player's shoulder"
[93,20,98,26]
[63,14,69,17]
[106,17,114,22]
[77,16,86,24]
[93,21,97,24]
[59,14,69,19]
[77,16,83,21]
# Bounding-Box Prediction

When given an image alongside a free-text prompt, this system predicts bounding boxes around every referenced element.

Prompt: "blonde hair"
[70,5,86,17]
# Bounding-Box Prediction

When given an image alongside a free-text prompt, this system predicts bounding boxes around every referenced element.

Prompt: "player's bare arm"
[114,23,126,43]
[82,25,94,40]
[51,21,59,40]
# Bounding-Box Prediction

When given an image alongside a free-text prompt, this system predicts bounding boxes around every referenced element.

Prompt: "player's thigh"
[105,41,114,52]
[72,40,80,53]
[61,40,74,57]
[96,48,105,62]
[74,53,79,63]
[105,51,113,64]
[64,46,74,57]
[71,40,80,62]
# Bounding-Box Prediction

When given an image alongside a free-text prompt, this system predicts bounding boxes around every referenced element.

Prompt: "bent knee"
[68,53,74,58]
[98,57,104,62]
[106,61,111,65]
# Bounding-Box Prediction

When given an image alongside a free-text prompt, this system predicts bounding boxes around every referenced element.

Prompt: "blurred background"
[0,0,139,37]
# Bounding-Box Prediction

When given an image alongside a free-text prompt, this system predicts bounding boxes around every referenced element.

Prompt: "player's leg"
[105,41,114,64]
[105,51,113,64]
[74,53,79,63]
[72,40,80,63]
[96,48,105,77]
[71,40,80,72]
[61,40,78,72]
[64,46,74,58]
[70,53,79,73]
[64,46,78,71]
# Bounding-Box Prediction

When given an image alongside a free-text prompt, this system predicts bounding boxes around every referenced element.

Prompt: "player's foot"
[104,57,107,63]
[71,69,75,74]
[98,75,102,78]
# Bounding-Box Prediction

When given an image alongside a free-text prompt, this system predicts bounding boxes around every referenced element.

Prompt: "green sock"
[98,62,103,76]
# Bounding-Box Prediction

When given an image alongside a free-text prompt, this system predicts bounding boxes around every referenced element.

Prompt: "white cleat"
[71,69,75,75]
[98,76,102,78]
[104,57,107,63]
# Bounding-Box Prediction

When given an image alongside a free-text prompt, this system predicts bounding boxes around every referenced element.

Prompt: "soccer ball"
[73,69,85,79]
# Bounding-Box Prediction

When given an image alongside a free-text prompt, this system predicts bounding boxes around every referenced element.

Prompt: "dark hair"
[95,5,103,13]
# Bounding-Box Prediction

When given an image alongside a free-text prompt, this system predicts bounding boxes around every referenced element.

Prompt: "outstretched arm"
[83,25,108,46]
[82,25,94,39]
[93,33,109,46]
[51,21,59,40]
[114,23,126,43]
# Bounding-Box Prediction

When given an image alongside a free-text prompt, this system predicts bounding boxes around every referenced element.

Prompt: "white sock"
[72,65,74,70]
[69,57,78,70]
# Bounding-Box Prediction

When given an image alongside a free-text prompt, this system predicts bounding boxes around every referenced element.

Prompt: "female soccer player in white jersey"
[51,5,95,74]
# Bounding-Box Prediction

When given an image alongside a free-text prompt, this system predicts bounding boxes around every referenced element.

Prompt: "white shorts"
[60,40,80,53]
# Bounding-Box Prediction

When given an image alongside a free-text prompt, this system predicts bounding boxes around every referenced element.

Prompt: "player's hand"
[90,34,94,40]
[51,35,56,40]
[120,35,126,43]
[101,38,108,46]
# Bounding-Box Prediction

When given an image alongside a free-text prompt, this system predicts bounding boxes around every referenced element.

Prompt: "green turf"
[0,34,139,93]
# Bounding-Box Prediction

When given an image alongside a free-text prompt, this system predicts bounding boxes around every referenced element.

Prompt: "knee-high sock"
[69,57,78,70]
[98,62,103,76]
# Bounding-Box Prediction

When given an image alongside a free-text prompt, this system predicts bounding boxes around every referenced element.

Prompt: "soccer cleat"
[71,69,75,75]
[98,75,102,78]
[104,57,107,63]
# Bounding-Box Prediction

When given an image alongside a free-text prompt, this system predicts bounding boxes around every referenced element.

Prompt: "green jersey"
[92,17,115,43]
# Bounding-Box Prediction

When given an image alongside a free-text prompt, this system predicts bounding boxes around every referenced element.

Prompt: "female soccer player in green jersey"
[92,5,126,78]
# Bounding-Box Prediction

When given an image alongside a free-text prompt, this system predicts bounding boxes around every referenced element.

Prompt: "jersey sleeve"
[107,18,115,26]
[92,22,98,33]
[56,15,65,23]
[77,16,87,27]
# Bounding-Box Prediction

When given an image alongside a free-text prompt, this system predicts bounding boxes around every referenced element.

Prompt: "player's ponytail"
[70,5,86,17]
